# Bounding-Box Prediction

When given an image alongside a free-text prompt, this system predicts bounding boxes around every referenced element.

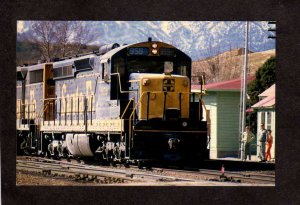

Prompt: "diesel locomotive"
[16,38,209,165]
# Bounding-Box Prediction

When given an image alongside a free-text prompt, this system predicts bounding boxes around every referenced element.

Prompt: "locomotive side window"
[114,57,125,75]
[53,65,73,79]
[54,67,62,78]
[101,63,105,79]
[179,65,187,76]
[29,69,43,84]
[63,65,73,76]
[74,58,93,72]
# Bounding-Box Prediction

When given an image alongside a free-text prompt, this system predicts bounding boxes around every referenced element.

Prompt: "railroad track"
[122,164,275,184]
[16,158,203,185]
[17,156,275,185]
[159,168,275,183]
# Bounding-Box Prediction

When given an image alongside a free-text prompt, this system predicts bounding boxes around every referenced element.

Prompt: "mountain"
[18,21,275,61]
[89,21,275,60]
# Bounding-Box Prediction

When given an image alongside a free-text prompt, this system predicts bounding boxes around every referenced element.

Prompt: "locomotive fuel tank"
[66,133,94,157]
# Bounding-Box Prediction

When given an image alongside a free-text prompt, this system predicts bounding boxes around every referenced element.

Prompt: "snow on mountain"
[18,21,275,60]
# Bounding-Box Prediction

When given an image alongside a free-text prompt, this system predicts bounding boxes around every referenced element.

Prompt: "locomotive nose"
[138,74,190,120]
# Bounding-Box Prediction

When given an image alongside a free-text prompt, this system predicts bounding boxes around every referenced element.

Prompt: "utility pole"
[239,21,249,159]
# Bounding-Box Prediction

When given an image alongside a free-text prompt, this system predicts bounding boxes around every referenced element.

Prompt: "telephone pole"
[239,21,249,159]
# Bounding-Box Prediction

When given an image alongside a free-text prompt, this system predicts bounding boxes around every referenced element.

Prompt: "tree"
[20,21,97,62]
[30,21,58,61]
[247,56,275,133]
[248,56,276,105]
[71,22,96,55]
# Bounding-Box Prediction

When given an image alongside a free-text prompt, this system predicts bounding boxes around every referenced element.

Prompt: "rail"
[17,157,275,185]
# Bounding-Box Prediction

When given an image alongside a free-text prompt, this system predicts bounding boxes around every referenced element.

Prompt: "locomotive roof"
[100,44,130,61]
[100,41,186,62]
[24,63,47,71]
[17,41,190,71]
[53,54,97,68]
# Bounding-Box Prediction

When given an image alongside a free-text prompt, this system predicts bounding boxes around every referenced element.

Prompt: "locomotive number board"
[128,47,149,56]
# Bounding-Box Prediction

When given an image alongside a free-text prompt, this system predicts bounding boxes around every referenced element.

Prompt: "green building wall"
[216,92,241,158]
[202,91,242,158]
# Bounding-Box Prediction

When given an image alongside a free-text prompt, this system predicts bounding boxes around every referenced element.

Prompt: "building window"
[267,112,272,130]
[261,112,265,125]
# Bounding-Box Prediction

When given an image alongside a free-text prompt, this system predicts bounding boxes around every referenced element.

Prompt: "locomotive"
[16,38,209,165]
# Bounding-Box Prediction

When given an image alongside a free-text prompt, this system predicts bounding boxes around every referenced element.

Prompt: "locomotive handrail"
[110,73,137,94]
[120,98,134,119]
[39,95,96,127]
[39,95,88,100]
[128,91,147,154]
[128,91,207,121]
[16,99,36,120]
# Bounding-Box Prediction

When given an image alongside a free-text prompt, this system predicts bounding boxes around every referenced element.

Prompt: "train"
[16,38,209,165]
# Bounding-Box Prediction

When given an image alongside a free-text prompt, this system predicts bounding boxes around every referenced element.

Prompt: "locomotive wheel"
[113,146,121,160]
[45,150,51,159]
[137,161,144,169]
[53,147,60,160]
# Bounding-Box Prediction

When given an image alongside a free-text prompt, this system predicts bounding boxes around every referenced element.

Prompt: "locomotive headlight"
[142,78,151,86]
[152,43,158,48]
[151,49,158,54]
[182,121,188,127]
[183,79,188,87]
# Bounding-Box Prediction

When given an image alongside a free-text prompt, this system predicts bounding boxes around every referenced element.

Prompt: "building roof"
[252,84,276,109]
[258,84,275,97]
[191,75,255,92]
[252,95,275,108]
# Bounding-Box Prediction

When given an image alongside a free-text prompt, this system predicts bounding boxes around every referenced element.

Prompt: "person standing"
[266,129,273,161]
[241,126,255,161]
[258,123,267,162]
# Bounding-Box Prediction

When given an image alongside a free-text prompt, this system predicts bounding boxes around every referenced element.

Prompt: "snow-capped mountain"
[89,21,275,60]
[18,21,275,60]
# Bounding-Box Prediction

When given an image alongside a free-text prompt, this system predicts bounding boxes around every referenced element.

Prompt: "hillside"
[192,48,275,84]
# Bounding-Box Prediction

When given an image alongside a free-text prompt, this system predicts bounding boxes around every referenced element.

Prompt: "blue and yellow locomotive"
[16,38,209,164]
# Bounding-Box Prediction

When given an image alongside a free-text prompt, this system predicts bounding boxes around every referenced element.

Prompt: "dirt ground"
[17,171,101,186]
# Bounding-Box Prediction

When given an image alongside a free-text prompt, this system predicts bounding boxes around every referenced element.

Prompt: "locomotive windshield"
[113,56,190,77]
[127,58,166,73]
[127,57,189,76]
